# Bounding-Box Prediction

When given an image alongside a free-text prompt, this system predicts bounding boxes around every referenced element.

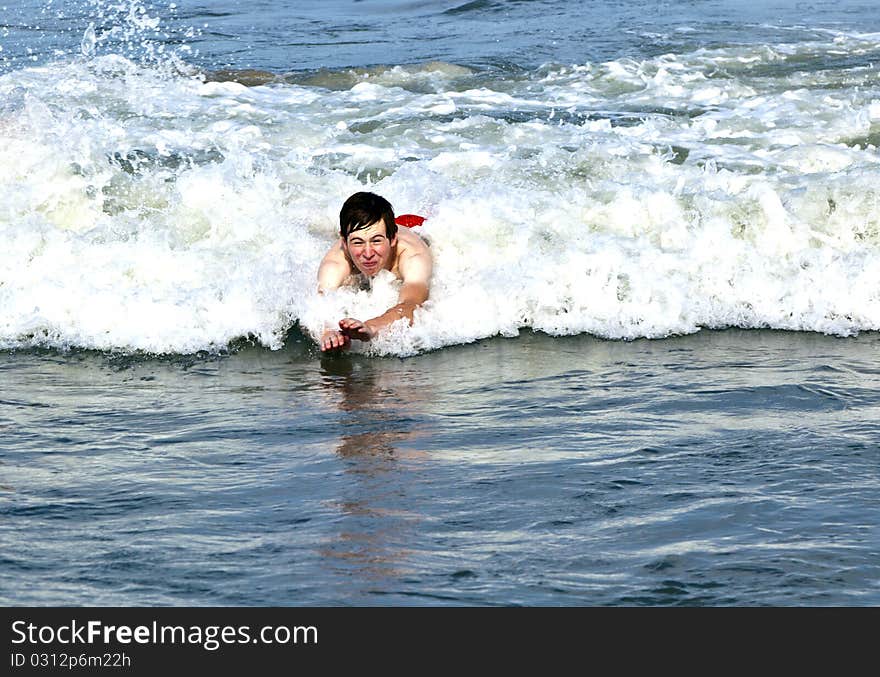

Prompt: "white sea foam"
[3,29,880,355]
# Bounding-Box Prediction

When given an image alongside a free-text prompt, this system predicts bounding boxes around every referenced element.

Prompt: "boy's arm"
[317,241,353,351]
[338,247,432,341]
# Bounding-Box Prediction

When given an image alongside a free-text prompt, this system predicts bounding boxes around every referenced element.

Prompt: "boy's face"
[344,220,397,277]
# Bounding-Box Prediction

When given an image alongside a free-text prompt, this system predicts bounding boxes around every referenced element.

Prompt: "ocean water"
[2,0,880,605]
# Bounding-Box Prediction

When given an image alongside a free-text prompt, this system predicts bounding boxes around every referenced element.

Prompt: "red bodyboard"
[395,214,426,228]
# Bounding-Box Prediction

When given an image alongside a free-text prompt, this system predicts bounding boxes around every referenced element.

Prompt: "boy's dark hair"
[339,192,397,240]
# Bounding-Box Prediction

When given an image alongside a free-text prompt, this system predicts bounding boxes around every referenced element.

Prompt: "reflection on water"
[315,355,430,586]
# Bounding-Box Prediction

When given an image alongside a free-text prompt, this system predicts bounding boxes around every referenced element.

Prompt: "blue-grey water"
[2,1,880,605]
[4,331,880,605]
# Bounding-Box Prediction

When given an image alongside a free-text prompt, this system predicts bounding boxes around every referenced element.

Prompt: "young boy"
[317,192,432,351]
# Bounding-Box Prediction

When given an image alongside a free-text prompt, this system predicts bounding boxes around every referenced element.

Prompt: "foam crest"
[4,27,880,355]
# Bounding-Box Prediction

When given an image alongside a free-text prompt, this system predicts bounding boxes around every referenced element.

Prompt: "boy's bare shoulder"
[394,228,432,285]
[317,238,353,292]
[396,227,431,256]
